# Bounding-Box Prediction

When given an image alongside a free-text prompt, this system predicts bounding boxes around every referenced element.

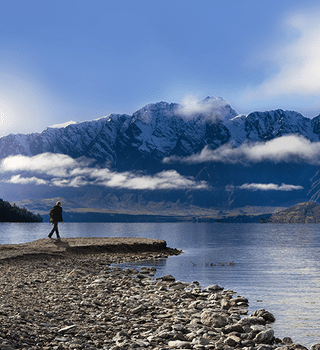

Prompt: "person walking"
[48,201,63,239]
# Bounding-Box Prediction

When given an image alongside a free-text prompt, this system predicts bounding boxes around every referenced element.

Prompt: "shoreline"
[0,238,314,350]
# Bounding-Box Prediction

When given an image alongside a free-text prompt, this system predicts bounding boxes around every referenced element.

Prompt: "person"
[48,201,63,239]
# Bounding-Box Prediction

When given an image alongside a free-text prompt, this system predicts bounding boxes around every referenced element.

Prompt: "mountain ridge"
[1,97,320,214]
[1,98,319,167]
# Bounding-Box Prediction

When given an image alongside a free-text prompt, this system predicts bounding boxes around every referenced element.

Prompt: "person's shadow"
[53,239,70,250]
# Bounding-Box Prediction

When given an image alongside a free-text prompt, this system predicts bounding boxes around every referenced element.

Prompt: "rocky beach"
[0,237,317,350]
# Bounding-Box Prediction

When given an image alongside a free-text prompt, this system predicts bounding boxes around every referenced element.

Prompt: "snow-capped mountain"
[3,96,320,212]
[1,97,319,168]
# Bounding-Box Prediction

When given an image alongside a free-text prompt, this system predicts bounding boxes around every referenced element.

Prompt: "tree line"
[0,199,43,222]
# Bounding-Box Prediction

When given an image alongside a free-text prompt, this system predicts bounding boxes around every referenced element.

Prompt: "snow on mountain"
[243,110,317,142]
[224,115,247,146]
[0,97,320,167]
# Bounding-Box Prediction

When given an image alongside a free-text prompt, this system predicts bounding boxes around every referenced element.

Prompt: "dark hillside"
[0,199,43,222]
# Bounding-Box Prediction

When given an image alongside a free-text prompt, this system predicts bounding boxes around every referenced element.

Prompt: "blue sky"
[1,0,320,136]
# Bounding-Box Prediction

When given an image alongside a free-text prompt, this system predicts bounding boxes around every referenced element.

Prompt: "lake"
[0,222,319,348]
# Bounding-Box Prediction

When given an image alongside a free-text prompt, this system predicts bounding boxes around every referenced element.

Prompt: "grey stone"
[252,309,276,323]
[201,311,228,328]
[254,329,274,344]
[223,324,244,334]
[256,345,275,350]
[225,335,241,347]
[168,340,192,348]
[161,274,175,282]
[238,316,266,326]
[282,337,293,344]
[204,284,223,291]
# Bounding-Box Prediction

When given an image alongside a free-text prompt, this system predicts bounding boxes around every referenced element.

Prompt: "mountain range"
[1,97,320,164]
[1,96,320,220]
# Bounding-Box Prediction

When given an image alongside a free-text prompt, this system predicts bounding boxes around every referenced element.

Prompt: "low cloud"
[175,95,236,121]
[1,153,83,177]
[0,153,208,190]
[164,135,320,165]
[238,183,304,191]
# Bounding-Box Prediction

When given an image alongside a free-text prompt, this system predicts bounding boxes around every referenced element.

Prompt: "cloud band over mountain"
[164,135,320,165]
[0,153,208,190]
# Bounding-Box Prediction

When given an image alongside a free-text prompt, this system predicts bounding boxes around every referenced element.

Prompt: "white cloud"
[164,135,320,165]
[1,153,80,176]
[49,121,77,129]
[255,7,320,97]
[0,153,209,190]
[175,95,236,121]
[94,170,208,190]
[7,174,47,185]
[238,183,304,191]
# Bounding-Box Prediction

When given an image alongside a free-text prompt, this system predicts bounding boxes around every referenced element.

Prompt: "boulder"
[204,284,223,291]
[254,329,274,344]
[252,309,276,323]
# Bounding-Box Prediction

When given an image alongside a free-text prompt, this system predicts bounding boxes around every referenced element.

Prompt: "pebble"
[0,250,318,350]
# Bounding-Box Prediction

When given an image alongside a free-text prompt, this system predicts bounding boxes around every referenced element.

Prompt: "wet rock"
[161,274,175,282]
[283,337,294,344]
[253,308,276,322]
[254,329,274,344]
[204,284,223,291]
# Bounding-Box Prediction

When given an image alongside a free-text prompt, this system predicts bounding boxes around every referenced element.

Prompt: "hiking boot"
[48,234,52,238]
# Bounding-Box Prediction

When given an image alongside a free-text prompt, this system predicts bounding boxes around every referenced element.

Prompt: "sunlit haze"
[1,0,320,136]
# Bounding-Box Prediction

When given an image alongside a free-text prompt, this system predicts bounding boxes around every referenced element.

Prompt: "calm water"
[0,222,320,348]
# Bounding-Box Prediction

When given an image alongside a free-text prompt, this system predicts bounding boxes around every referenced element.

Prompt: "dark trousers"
[49,222,60,238]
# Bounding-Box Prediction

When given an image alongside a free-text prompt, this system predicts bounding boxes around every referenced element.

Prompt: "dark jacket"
[50,205,63,223]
